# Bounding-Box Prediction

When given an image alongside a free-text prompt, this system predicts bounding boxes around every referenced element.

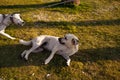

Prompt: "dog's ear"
[72,39,79,45]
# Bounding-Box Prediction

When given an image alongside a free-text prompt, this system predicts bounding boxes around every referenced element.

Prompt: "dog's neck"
[58,38,65,45]
[10,14,15,24]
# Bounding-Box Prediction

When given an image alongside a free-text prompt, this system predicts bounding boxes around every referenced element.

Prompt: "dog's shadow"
[0,43,120,68]
[0,43,67,68]
[72,47,120,63]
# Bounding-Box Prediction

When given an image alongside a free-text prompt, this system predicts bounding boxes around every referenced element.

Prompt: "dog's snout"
[22,22,25,24]
[19,21,25,26]
[21,21,25,26]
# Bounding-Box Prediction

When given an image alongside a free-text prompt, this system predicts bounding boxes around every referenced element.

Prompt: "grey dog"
[0,13,25,39]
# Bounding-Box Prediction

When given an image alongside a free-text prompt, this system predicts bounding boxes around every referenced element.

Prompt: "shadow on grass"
[0,44,66,68]
[0,1,73,13]
[73,47,120,62]
[0,44,120,68]
[29,19,120,27]
[0,2,60,9]
[0,1,92,14]
[4,19,120,31]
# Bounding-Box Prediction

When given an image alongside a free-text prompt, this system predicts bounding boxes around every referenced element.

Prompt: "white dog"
[20,34,79,66]
[0,13,25,39]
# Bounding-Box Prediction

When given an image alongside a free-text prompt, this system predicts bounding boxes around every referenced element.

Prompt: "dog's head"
[10,13,25,26]
[59,34,79,46]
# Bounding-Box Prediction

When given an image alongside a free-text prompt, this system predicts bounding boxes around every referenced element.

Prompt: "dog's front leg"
[62,55,71,66]
[0,31,15,39]
[45,49,57,65]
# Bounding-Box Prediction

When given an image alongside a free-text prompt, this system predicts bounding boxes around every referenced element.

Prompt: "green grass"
[0,0,120,80]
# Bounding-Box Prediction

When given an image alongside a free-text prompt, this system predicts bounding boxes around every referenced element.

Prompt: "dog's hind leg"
[0,31,15,39]
[21,50,27,58]
[24,42,42,60]
[32,48,44,53]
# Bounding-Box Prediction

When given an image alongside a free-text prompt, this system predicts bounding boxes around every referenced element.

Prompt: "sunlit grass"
[0,0,120,80]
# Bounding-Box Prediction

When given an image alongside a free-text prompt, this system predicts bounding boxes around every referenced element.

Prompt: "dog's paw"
[45,61,48,65]
[66,62,70,66]
[66,59,71,66]
[20,54,23,59]
[19,54,27,61]
[24,56,28,61]
[11,37,16,40]
[21,54,23,58]
[21,50,27,58]
[45,59,49,65]
[18,54,23,60]
[21,53,25,58]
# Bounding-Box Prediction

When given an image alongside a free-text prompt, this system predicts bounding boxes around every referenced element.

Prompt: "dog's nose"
[21,22,25,26]
[22,22,25,24]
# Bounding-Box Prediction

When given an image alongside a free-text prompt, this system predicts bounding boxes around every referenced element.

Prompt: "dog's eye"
[20,16,22,19]
[65,37,67,40]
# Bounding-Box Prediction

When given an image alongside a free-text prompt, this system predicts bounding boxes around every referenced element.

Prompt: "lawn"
[0,0,120,80]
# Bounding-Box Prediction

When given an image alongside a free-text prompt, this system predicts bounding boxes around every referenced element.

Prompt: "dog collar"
[10,14,15,24]
[58,38,65,45]
[2,14,6,20]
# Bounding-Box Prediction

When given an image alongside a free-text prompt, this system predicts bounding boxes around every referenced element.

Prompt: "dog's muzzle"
[18,22,25,26]
[21,21,25,26]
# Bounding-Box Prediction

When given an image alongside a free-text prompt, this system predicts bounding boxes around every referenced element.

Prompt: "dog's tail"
[19,39,32,46]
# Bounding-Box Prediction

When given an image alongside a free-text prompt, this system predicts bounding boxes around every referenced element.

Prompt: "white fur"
[0,13,24,39]
[20,34,79,66]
